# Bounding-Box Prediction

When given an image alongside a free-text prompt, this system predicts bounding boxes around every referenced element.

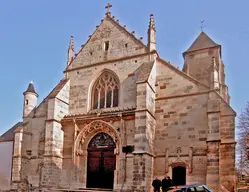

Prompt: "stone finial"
[69,36,74,51]
[139,37,143,40]
[131,31,135,35]
[67,36,75,66]
[149,14,156,30]
[148,13,156,53]
[116,19,119,23]
[105,3,112,16]
[96,25,99,28]
[123,25,126,29]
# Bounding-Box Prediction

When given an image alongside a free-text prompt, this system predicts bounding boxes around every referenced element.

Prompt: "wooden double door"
[87,147,116,189]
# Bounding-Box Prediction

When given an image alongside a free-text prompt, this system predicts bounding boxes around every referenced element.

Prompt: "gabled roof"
[136,60,155,83]
[184,32,220,54]
[0,122,23,142]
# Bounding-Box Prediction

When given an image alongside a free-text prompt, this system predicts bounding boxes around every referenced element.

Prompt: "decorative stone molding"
[74,120,120,158]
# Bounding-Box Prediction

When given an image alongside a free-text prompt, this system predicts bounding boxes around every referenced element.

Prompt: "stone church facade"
[0,4,236,192]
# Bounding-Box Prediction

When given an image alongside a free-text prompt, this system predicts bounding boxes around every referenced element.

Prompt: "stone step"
[54,188,113,192]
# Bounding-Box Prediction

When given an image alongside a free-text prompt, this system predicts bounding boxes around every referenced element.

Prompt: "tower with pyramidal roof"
[0,3,236,192]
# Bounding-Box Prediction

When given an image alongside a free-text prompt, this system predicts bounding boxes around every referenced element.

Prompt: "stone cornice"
[45,118,61,124]
[135,108,156,120]
[61,112,135,126]
[156,90,210,101]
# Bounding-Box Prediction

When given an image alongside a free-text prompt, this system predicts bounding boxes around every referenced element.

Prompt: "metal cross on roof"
[200,20,205,31]
[105,3,112,15]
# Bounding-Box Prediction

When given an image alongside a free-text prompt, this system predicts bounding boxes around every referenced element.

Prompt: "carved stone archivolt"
[74,120,120,158]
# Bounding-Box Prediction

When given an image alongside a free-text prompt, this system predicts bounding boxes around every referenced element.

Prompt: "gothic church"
[0,4,236,192]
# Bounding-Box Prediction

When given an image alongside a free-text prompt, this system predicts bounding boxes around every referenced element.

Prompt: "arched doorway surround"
[73,120,120,189]
[87,132,116,189]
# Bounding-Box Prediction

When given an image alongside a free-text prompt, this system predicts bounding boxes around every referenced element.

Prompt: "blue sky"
[0,0,248,135]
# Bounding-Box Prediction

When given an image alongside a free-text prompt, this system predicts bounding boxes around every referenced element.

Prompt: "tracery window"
[88,132,115,148]
[92,71,119,109]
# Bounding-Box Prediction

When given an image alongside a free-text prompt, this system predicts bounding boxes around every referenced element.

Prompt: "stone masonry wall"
[68,16,147,70]
[42,81,70,188]
[183,47,220,88]
[67,54,150,115]
[154,60,210,185]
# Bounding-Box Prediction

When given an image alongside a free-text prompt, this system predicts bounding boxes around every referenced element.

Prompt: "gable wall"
[69,17,147,70]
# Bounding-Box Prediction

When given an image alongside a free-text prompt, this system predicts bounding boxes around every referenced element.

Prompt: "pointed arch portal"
[87,132,116,189]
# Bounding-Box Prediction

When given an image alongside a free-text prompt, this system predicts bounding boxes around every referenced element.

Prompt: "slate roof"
[0,122,23,142]
[136,61,155,83]
[24,82,37,95]
[47,79,69,99]
[184,32,220,54]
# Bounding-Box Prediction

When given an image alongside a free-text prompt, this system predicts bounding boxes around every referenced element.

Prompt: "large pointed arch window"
[92,71,119,109]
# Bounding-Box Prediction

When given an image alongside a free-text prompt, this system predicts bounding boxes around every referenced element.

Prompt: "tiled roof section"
[47,79,69,99]
[184,32,220,54]
[0,122,23,142]
[136,61,155,83]
[24,82,37,95]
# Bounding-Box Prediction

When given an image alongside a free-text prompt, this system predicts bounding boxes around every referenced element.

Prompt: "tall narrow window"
[104,41,109,51]
[92,71,119,109]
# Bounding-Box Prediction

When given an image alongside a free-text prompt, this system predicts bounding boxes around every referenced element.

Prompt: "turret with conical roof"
[23,81,38,118]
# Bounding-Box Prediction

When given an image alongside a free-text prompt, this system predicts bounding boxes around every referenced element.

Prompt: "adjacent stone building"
[0,4,236,192]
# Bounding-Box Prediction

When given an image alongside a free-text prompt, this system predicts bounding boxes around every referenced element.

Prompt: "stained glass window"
[92,71,119,109]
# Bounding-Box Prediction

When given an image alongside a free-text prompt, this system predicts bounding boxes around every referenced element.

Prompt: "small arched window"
[92,71,119,109]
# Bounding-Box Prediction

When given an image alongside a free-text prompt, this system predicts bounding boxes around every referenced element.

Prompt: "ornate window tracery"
[92,71,119,109]
[88,132,115,148]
